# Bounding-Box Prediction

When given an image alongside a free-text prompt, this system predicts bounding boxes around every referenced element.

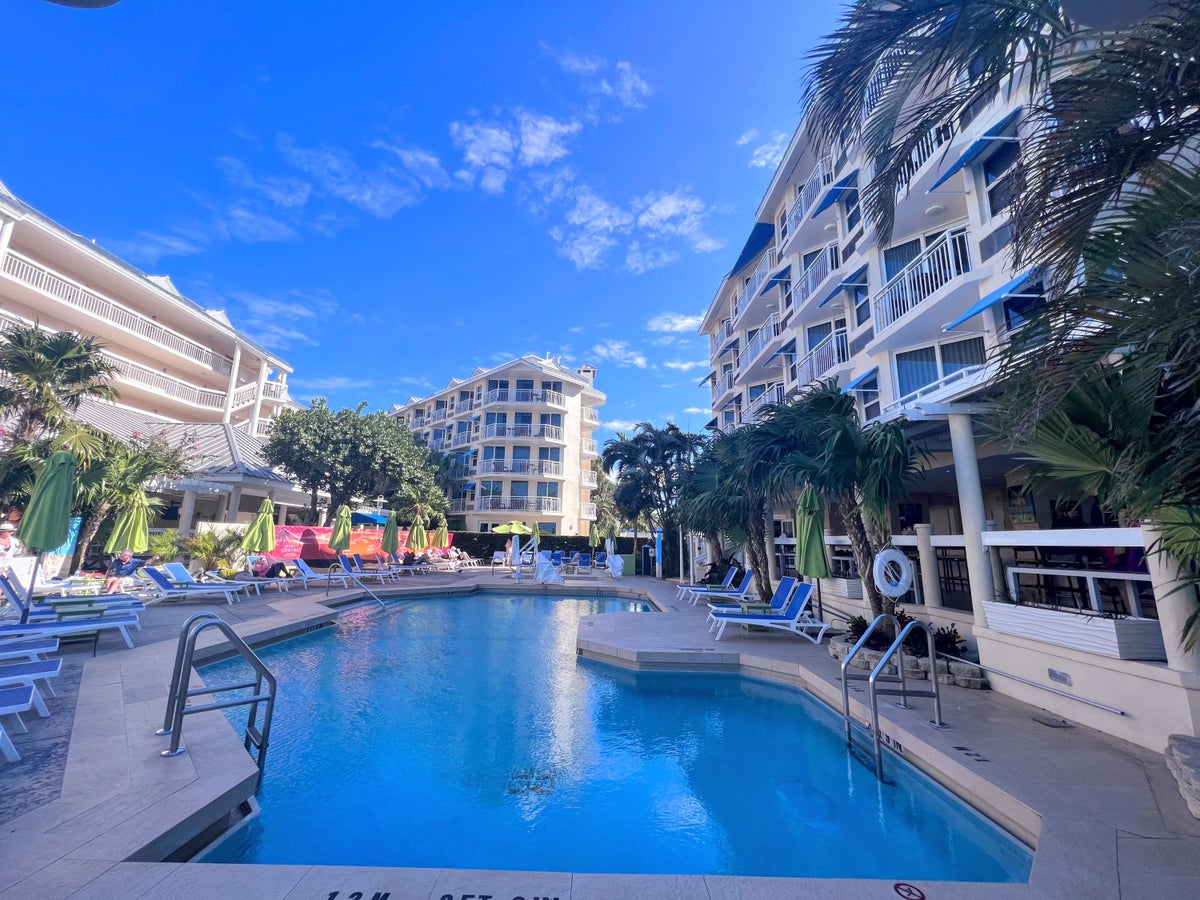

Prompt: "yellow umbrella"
[432,520,449,549]
[105,495,151,554]
[407,518,428,552]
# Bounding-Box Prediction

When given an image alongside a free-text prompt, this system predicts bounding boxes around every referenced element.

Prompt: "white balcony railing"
[451,431,474,448]
[481,423,565,442]
[582,408,599,425]
[579,503,597,520]
[479,459,563,477]
[580,470,598,489]
[483,389,565,407]
[581,439,598,456]
[732,248,778,322]
[3,251,234,374]
[714,371,735,399]
[894,122,954,194]
[874,226,972,333]
[105,353,226,410]
[430,407,449,423]
[262,380,290,402]
[794,242,839,310]
[797,330,849,386]
[711,320,734,355]
[881,364,989,415]
[740,384,787,426]
[786,156,834,236]
[736,312,783,372]
[477,496,562,513]
[449,499,471,513]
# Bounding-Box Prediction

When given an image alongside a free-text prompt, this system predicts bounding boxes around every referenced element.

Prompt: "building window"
[983,140,1020,218]
[853,281,871,326]
[843,188,861,232]
[537,482,558,498]
[895,337,986,398]
[538,446,560,461]
[856,374,881,421]
[537,522,557,534]
[777,206,789,246]
[1002,280,1046,330]
[884,238,923,281]
[480,480,502,498]
[540,413,562,427]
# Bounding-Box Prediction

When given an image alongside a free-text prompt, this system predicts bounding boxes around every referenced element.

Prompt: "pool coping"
[2,573,1199,898]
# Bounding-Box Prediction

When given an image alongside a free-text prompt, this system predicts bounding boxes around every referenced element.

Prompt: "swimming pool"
[200,593,1031,880]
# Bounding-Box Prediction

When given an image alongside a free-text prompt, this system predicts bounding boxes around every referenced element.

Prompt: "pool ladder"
[157,613,277,787]
[840,613,946,780]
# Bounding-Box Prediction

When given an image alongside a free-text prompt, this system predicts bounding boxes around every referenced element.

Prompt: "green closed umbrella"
[326,504,353,596]
[588,523,601,550]
[105,495,152,554]
[407,517,428,552]
[242,498,277,553]
[432,519,449,550]
[796,485,831,618]
[381,511,399,555]
[16,448,78,623]
[493,520,532,579]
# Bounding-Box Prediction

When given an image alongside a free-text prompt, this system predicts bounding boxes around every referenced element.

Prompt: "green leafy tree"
[0,324,119,443]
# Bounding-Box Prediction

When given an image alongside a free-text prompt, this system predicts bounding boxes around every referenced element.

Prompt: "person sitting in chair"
[104,549,143,594]
[252,555,288,579]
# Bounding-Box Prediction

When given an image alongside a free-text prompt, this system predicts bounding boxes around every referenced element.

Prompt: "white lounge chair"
[0,637,59,664]
[292,558,349,589]
[708,576,800,615]
[0,657,62,700]
[142,566,250,605]
[1,685,45,763]
[708,582,830,643]
[683,569,755,606]
[676,567,736,600]
[0,611,140,649]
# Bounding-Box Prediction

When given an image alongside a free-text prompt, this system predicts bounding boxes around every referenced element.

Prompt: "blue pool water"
[200,594,1031,880]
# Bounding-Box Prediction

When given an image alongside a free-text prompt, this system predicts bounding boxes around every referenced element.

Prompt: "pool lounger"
[142,566,251,605]
[0,612,140,649]
[707,582,830,644]
[0,685,47,763]
[0,637,60,664]
[0,657,63,699]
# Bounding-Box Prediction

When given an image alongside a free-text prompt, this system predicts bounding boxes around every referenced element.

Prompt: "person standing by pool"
[0,522,25,561]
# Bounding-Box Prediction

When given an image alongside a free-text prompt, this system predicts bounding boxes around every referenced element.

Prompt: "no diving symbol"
[893,884,926,900]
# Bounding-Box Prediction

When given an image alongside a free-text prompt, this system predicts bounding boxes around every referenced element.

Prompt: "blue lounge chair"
[683,569,755,606]
[594,551,607,569]
[708,576,801,614]
[708,582,830,643]
[338,553,393,583]
[577,553,593,573]
[142,566,250,605]
[0,658,62,700]
[0,637,59,664]
[0,611,140,649]
[676,566,736,600]
[1,685,44,763]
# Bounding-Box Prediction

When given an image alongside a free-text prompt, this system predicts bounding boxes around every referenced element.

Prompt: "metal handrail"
[327,562,386,608]
[157,616,277,786]
[841,613,898,751]
[936,651,1126,716]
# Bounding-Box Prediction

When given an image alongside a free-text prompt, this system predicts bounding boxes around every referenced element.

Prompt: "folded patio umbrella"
[105,494,152,554]
[796,485,831,618]
[381,511,399,555]
[16,449,77,624]
[407,518,428,552]
[242,498,276,554]
[432,520,449,550]
[326,504,352,596]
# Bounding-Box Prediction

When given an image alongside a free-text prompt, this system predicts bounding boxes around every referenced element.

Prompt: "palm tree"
[73,440,171,570]
[752,381,921,619]
[0,325,119,443]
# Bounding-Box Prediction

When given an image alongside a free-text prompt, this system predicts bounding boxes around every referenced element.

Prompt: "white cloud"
[591,340,647,368]
[602,419,642,431]
[736,129,758,146]
[624,242,677,274]
[540,42,607,76]
[599,61,652,109]
[648,312,703,333]
[216,157,312,208]
[684,406,712,415]
[371,141,452,190]
[450,120,515,193]
[290,375,376,392]
[551,227,617,269]
[276,135,422,217]
[633,190,723,255]
[749,131,790,169]
[106,230,208,265]
[662,360,706,372]
[516,111,581,167]
[227,289,338,350]
[218,206,297,243]
[566,186,633,232]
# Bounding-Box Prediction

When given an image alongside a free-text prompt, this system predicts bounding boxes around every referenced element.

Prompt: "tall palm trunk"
[72,500,113,572]
[745,510,773,602]
[837,494,886,618]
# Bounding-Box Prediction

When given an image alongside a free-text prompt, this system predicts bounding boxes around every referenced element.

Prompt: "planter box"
[983,600,1166,661]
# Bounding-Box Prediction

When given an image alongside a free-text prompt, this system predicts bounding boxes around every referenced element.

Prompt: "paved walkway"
[1,573,1199,898]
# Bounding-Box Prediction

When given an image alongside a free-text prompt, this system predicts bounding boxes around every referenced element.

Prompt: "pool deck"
[1,572,1199,898]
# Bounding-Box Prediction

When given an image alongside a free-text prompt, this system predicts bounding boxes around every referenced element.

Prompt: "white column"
[276,503,289,526]
[915,523,942,608]
[1142,524,1200,673]
[224,486,243,524]
[0,217,15,265]
[222,342,242,424]
[177,490,198,537]
[949,413,995,623]
[766,514,779,583]
[249,361,270,436]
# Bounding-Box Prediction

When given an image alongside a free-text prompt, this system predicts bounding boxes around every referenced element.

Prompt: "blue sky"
[3,1,842,442]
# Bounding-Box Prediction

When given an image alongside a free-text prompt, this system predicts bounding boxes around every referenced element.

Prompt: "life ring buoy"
[873,548,914,598]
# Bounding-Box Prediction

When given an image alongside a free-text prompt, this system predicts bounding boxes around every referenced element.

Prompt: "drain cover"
[1031,713,1073,728]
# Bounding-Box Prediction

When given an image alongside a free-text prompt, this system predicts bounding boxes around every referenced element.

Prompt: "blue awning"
[812,170,859,216]
[351,512,387,526]
[757,264,792,298]
[841,367,879,393]
[704,417,719,430]
[818,265,869,308]
[765,338,797,364]
[719,336,739,356]
[726,223,776,278]
[463,482,476,490]
[942,269,1040,331]
[698,371,716,387]
[928,107,1023,191]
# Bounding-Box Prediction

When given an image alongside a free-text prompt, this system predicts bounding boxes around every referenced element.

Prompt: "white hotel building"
[393,355,604,536]
[700,92,1200,750]
[0,179,308,533]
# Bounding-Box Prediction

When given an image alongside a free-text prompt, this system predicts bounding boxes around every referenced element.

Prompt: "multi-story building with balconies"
[700,90,1200,750]
[0,179,308,532]
[392,355,603,536]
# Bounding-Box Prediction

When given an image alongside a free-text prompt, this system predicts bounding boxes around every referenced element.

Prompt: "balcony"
[794,242,840,310]
[449,499,472,513]
[894,122,954,195]
[3,251,234,374]
[451,431,474,448]
[580,469,598,489]
[105,352,226,410]
[797,330,849,387]
[450,464,477,479]
[428,438,448,452]
[481,423,565,442]
[582,408,599,426]
[262,380,290,402]
[713,371,735,402]
[581,439,598,456]
[736,312,783,372]
[784,156,834,240]
[711,320,734,355]
[482,389,566,407]
[477,496,562,513]
[732,248,778,323]
[429,407,449,423]
[740,384,787,426]
[873,226,972,334]
[579,503,597,520]
[479,459,563,477]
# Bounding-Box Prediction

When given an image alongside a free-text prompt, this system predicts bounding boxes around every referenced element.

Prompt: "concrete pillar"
[766,514,779,583]
[948,413,995,624]
[1142,524,1200,673]
[915,523,942,608]
[177,490,198,537]
[276,503,289,526]
[0,217,15,265]
[224,486,243,524]
[249,361,269,436]
[985,519,1007,601]
[222,342,242,424]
